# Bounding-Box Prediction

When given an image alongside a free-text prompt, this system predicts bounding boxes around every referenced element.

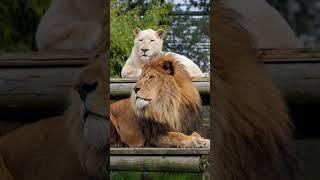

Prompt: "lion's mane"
[212,2,297,180]
[137,55,206,139]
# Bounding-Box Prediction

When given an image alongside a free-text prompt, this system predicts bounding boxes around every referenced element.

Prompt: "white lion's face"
[133,28,165,62]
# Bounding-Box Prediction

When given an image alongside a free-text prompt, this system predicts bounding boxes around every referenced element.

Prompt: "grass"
[111,171,202,180]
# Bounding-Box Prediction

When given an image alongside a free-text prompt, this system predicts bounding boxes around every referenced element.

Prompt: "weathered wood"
[0,67,82,121]
[110,156,202,172]
[0,52,94,67]
[110,148,210,155]
[111,77,210,82]
[258,49,320,63]
[200,155,211,180]
[110,79,210,103]
[110,148,210,174]
[265,63,320,104]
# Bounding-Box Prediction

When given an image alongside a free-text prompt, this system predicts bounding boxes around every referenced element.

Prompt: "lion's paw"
[179,138,210,148]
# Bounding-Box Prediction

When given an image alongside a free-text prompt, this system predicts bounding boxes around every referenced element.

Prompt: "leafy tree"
[0,0,50,52]
[110,0,173,77]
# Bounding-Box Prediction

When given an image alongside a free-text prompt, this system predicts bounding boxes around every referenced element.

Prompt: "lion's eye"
[139,39,143,41]
[149,76,155,80]
[150,40,155,42]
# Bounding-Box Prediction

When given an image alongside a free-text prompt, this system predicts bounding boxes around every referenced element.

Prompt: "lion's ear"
[162,61,174,76]
[133,27,142,36]
[156,29,166,39]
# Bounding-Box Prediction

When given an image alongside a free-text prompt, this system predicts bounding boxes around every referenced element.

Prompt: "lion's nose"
[134,87,141,93]
[141,49,149,53]
[74,81,98,100]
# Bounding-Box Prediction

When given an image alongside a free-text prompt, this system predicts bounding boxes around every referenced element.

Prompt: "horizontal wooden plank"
[0,51,95,60]
[0,52,95,67]
[258,49,320,63]
[111,77,210,83]
[0,60,92,67]
[110,82,210,94]
[110,148,210,155]
[110,81,210,104]
[110,156,202,172]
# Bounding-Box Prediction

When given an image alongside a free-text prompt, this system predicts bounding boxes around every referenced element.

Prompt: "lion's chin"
[135,98,150,109]
[83,116,109,150]
[140,55,152,61]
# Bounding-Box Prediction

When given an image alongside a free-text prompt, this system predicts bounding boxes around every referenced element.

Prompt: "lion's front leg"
[151,132,210,148]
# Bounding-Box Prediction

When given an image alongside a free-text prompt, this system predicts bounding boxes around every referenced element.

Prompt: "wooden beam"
[110,148,210,155]
[258,49,320,63]
[110,78,210,103]
[0,52,94,67]
[110,148,210,173]
[110,156,202,172]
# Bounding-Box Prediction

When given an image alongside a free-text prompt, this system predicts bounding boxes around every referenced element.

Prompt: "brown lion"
[110,54,209,148]
[0,54,108,179]
[213,2,297,180]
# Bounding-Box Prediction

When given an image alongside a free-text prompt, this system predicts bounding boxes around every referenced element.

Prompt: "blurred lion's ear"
[156,29,166,39]
[133,27,142,36]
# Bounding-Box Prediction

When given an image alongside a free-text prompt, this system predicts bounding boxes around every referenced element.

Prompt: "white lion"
[35,0,106,51]
[225,0,303,48]
[121,28,203,78]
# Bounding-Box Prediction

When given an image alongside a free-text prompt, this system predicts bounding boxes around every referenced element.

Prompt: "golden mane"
[213,2,297,180]
[133,54,203,133]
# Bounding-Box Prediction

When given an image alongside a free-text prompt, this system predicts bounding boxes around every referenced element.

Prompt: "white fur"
[36,0,105,51]
[121,29,203,78]
[131,91,151,109]
[225,0,303,48]
[135,98,150,109]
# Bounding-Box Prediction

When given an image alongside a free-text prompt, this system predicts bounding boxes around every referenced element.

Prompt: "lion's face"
[133,27,166,62]
[131,55,180,110]
[74,54,108,150]
[131,69,161,109]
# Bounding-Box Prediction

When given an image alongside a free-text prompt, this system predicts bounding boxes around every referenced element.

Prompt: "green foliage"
[0,0,50,52]
[110,0,173,77]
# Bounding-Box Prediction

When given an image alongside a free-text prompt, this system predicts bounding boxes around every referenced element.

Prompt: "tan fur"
[36,0,106,51]
[0,55,108,179]
[111,54,209,148]
[213,2,297,180]
[121,28,203,78]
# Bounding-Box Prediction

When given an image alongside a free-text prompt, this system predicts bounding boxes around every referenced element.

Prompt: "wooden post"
[200,155,210,180]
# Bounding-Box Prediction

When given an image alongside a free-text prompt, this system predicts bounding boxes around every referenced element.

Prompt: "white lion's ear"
[156,29,166,39]
[133,27,142,36]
